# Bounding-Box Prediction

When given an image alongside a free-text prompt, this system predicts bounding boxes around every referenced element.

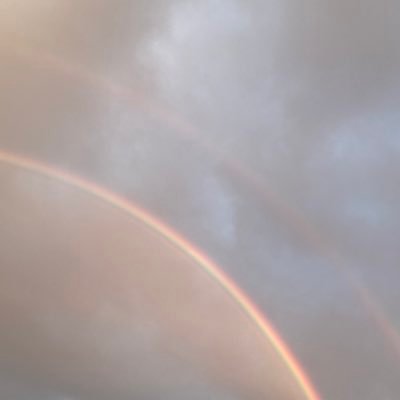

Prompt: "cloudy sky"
[1,1,400,399]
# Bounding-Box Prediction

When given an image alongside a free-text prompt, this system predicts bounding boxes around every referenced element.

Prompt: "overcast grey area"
[1,1,400,399]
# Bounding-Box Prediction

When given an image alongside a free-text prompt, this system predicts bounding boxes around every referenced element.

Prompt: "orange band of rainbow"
[0,150,321,400]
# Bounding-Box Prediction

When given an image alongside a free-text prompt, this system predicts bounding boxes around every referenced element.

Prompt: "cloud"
[1,1,400,399]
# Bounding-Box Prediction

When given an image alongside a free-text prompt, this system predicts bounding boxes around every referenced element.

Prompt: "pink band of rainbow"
[0,150,321,400]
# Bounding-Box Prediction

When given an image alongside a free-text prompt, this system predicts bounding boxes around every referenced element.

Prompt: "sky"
[1,1,400,399]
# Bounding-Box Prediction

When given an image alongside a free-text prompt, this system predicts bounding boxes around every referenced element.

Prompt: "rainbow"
[0,150,321,400]
[4,38,400,392]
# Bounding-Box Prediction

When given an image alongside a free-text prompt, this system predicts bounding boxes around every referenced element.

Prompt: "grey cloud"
[1,1,400,399]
